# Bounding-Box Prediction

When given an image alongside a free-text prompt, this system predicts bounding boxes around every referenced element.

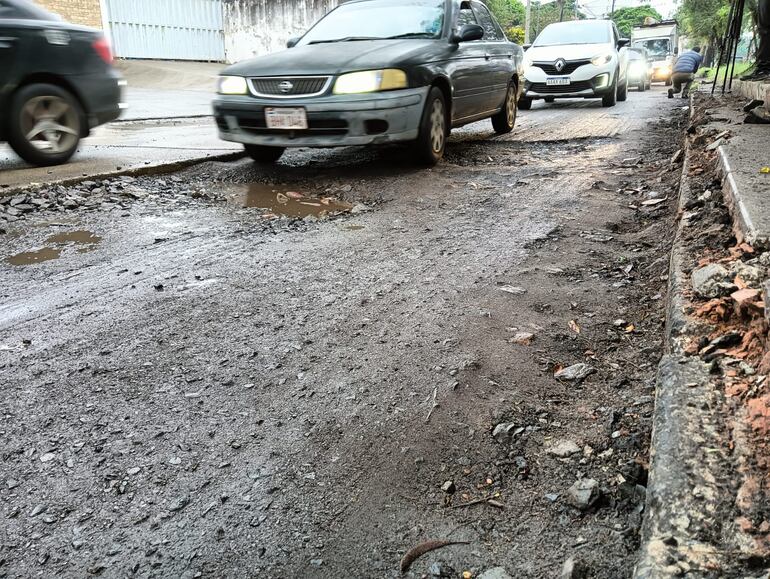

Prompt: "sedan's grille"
[248,76,331,97]
[529,81,593,94]
[533,60,591,75]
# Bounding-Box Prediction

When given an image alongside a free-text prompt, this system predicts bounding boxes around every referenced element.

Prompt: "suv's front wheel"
[602,73,618,107]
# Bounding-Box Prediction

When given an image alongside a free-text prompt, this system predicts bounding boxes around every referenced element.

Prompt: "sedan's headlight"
[218,76,248,95]
[333,69,407,95]
[590,52,613,66]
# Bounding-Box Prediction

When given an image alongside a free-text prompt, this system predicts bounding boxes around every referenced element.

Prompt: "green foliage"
[676,0,729,45]
[528,0,585,40]
[507,26,526,44]
[610,5,663,37]
[483,0,526,28]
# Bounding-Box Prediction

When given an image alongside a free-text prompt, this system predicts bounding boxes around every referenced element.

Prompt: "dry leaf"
[568,320,581,334]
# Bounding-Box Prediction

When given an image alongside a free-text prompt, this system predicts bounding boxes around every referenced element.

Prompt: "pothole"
[225,183,353,218]
[6,230,102,266]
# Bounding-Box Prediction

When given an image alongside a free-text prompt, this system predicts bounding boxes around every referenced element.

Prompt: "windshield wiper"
[382,32,436,39]
[308,36,381,44]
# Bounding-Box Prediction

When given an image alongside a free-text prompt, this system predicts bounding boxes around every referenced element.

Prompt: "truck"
[631,19,679,85]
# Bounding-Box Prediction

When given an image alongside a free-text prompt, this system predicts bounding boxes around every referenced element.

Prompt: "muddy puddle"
[6,230,102,266]
[226,184,352,217]
[5,248,63,266]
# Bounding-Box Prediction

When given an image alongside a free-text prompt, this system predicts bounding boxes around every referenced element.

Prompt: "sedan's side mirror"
[674,47,679,55]
[287,36,300,48]
[452,24,484,43]
[617,38,630,48]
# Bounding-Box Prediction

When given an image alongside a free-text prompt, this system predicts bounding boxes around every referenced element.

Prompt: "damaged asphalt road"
[0,91,686,578]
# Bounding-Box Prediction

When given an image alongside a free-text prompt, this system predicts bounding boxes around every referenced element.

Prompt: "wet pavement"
[1,88,687,578]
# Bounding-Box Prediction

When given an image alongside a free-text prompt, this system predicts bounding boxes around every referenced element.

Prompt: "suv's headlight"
[218,76,248,95]
[590,53,613,66]
[333,69,407,95]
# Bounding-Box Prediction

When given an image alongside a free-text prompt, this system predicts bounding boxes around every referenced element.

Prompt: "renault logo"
[554,59,566,72]
[278,81,294,93]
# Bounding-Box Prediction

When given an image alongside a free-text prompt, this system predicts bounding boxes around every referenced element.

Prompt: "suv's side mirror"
[452,24,484,43]
[287,36,300,48]
[617,38,630,48]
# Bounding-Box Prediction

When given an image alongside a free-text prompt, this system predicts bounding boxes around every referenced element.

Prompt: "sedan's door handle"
[484,53,491,60]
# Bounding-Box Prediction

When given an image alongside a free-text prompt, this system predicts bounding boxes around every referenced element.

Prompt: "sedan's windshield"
[533,21,611,46]
[299,0,445,45]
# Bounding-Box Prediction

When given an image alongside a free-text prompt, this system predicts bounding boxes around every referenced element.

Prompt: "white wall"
[223,0,339,64]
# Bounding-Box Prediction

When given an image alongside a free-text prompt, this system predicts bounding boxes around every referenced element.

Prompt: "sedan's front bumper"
[213,87,429,148]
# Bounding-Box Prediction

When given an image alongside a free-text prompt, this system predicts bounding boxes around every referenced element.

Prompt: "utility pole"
[559,0,565,21]
[610,0,616,17]
[525,0,532,44]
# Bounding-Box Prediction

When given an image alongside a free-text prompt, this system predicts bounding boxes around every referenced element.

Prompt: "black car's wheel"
[414,86,447,166]
[491,82,517,134]
[602,74,618,107]
[664,77,672,86]
[638,80,646,92]
[518,97,532,110]
[617,77,628,101]
[7,83,82,166]
[244,144,285,163]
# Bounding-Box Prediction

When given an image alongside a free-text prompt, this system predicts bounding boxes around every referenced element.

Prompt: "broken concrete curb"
[634,122,735,577]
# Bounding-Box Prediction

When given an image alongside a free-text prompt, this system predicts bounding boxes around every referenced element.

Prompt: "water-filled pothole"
[226,184,352,217]
[6,230,102,266]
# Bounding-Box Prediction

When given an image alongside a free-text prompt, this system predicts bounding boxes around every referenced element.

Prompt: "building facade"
[34,0,340,63]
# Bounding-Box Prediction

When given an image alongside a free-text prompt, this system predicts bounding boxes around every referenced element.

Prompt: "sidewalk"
[0,60,237,192]
[636,86,770,576]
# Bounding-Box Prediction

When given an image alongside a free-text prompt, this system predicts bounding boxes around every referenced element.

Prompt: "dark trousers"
[672,72,695,96]
[758,0,770,69]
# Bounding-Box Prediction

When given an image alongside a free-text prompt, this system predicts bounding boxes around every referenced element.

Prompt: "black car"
[0,0,122,166]
[213,0,524,166]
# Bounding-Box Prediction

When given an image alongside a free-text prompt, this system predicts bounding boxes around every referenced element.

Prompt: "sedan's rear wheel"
[8,83,82,166]
[414,86,447,166]
[491,82,517,134]
[244,144,285,163]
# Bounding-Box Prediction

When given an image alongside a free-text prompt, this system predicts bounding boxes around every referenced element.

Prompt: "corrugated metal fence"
[106,0,225,61]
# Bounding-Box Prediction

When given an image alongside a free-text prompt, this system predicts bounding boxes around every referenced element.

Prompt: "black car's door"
[471,1,512,111]
[0,1,21,89]
[447,1,490,124]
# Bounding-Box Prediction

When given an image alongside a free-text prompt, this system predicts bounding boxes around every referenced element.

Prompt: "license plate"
[265,107,308,130]
[546,77,571,86]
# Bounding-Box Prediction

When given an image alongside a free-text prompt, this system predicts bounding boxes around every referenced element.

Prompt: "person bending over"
[668,46,703,99]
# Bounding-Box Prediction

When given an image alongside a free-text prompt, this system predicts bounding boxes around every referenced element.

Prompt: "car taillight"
[92,37,113,64]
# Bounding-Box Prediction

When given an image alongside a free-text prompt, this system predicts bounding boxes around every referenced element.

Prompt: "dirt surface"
[1,90,686,578]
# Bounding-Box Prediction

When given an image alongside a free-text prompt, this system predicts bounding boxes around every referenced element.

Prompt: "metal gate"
[105,0,225,61]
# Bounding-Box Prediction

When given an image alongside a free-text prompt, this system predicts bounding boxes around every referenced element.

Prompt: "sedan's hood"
[526,43,611,62]
[223,39,440,77]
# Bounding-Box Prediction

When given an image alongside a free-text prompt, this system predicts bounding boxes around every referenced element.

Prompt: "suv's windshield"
[533,21,611,46]
[632,38,670,59]
[299,0,445,45]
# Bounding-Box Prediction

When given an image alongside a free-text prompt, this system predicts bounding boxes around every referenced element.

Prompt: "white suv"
[520,20,630,109]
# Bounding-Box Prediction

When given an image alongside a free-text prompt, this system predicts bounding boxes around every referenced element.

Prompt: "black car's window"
[299,0,444,45]
[533,21,611,46]
[472,3,503,41]
[457,2,477,27]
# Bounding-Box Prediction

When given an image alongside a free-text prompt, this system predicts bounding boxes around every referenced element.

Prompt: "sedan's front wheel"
[244,144,285,163]
[414,87,447,166]
[491,82,517,134]
[8,83,82,166]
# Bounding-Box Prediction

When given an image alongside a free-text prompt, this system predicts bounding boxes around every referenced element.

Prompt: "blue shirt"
[674,51,703,74]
